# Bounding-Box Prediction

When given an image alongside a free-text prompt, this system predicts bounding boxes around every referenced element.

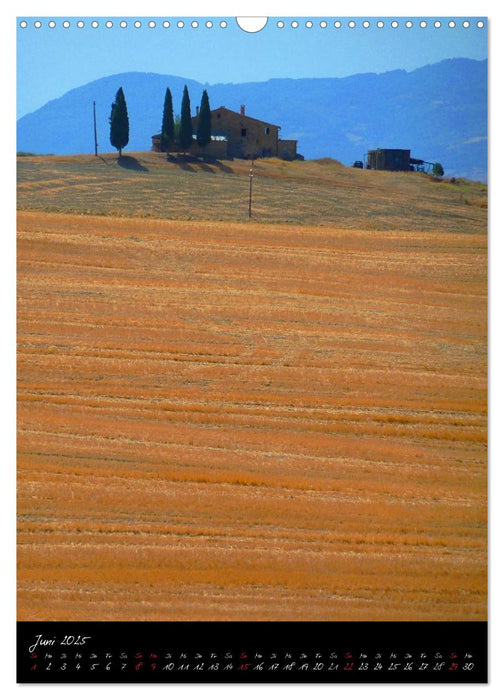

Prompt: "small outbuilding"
[367,149,412,171]
[366,149,435,173]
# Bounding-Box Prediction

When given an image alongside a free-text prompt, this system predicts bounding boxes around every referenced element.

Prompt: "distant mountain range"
[17,58,487,180]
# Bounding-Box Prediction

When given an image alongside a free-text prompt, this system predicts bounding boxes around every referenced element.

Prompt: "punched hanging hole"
[236,17,268,33]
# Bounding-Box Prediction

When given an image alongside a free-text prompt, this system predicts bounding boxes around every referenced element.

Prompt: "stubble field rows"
[17,210,486,620]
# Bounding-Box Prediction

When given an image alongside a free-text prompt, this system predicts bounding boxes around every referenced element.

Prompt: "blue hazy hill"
[17,58,487,180]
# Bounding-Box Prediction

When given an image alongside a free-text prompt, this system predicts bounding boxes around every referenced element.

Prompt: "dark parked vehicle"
[352,160,364,168]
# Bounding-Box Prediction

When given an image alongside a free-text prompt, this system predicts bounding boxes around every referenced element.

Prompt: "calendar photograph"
[15,11,488,682]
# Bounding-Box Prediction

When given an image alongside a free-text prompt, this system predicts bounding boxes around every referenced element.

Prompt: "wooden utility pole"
[93,101,98,156]
[248,160,254,218]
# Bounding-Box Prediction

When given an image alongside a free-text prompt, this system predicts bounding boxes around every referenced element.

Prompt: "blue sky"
[16,15,487,118]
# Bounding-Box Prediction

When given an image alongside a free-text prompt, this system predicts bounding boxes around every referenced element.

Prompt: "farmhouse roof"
[203,106,281,129]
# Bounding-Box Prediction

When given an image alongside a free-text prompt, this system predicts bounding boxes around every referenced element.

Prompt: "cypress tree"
[109,87,129,157]
[179,85,193,153]
[160,88,174,153]
[196,90,212,155]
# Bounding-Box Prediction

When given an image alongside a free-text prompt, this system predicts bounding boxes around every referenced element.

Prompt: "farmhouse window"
[241,128,247,137]
[264,127,270,135]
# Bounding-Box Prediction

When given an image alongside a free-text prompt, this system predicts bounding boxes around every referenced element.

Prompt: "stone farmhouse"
[152,105,298,160]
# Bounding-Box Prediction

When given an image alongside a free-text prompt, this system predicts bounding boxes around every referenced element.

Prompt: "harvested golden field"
[17,152,487,232]
[17,210,487,621]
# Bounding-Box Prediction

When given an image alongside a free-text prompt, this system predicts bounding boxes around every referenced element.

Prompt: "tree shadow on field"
[198,162,215,174]
[171,155,197,172]
[212,159,233,174]
[117,155,149,172]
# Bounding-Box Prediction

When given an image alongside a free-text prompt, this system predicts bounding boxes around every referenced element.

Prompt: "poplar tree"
[196,89,211,155]
[109,87,129,157]
[160,88,174,153]
[179,85,193,153]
